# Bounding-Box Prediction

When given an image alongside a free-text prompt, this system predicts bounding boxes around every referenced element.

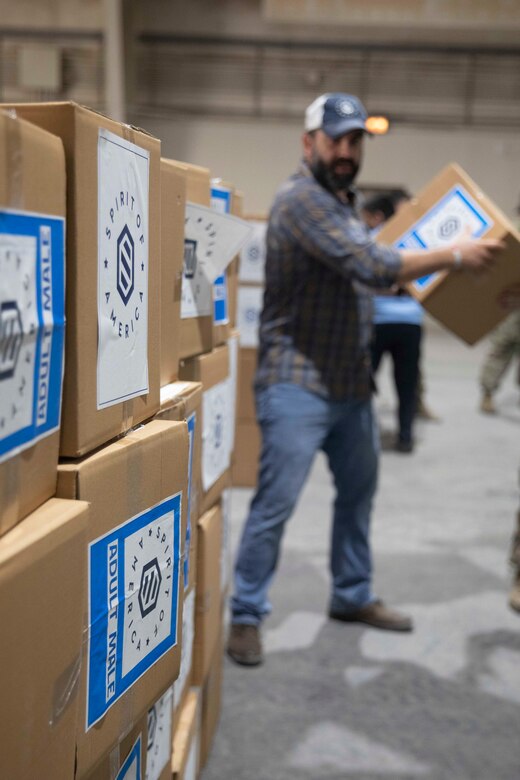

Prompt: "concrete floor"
[203,319,520,780]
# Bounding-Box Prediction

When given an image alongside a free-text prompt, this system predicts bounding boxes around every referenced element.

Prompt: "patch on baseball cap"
[304,93,369,138]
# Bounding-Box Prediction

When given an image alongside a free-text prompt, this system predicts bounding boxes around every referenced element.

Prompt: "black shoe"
[396,438,414,454]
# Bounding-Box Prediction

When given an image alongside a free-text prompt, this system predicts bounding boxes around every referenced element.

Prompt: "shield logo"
[116,224,135,306]
[0,301,23,381]
[138,557,162,617]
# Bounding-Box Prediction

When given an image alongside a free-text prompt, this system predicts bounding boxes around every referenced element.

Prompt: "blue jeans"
[231,382,380,626]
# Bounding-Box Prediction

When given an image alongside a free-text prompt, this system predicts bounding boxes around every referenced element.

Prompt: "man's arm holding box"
[396,237,506,284]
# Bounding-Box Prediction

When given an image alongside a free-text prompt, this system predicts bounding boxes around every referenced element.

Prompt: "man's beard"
[309,153,359,194]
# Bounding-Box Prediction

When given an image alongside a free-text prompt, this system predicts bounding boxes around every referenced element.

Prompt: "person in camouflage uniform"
[479,309,520,414]
[510,468,520,613]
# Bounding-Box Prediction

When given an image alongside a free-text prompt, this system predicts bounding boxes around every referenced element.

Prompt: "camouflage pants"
[480,310,520,394]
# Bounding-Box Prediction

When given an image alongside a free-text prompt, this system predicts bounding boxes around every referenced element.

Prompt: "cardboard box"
[228,190,244,328]
[179,344,234,513]
[0,110,66,534]
[377,162,520,345]
[199,625,224,771]
[84,715,147,780]
[173,587,196,732]
[161,158,187,387]
[237,347,257,420]
[157,380,203,592]
[179,162,213,360]
[232,419,261,488]
[56,419,188,777]
[220,488,233,598]
[193,504,222,686]
[172,689,201,780]
[1,102,162,455]
[211,179,236,348]
[0,497,88,780]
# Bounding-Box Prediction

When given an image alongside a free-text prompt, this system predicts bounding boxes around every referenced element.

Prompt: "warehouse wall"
[132,112,520,218]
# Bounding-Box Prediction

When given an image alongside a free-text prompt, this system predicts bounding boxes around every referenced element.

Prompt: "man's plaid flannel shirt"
[255,163,402,400]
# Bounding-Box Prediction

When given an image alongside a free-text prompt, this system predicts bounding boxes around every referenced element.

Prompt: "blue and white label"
[97,128,150,409]
[211,184,232,326]
[0,209,65,464]
[184,410,196,591]
[394,185,493,293]
[117,735,141,780]
[87,493,181,729]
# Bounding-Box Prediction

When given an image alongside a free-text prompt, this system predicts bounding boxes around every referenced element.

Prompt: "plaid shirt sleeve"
[278,181,402,289]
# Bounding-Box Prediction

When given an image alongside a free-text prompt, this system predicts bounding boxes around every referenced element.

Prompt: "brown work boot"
[329,599,413,632]
[509,572,520,614]
[416,399,440,422]
[480,392,496,414]
[227,624,264,666]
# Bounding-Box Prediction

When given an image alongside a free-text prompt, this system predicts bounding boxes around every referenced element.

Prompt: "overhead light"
[366,116,390,135]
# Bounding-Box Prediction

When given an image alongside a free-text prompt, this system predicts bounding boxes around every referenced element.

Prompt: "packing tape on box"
[4,110,24,209]
[122,399,135,435]
[108,744,121,780]
[50,651,82,726]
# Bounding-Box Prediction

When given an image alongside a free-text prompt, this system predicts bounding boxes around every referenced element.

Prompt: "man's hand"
[497,283,520,311]
[451,237,506,274]
[398,237,506,283]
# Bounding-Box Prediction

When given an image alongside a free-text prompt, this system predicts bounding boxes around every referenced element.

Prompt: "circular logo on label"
[337,99,358,117]
[245,307,257,324]
[101,187,147,341]
[247,243,260,263]
[438,217,460,240]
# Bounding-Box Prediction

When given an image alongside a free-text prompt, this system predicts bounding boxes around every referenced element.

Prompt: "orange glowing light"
[366,116,390,135]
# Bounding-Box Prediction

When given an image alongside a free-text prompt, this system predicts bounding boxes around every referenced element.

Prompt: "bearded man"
[227,93,504,666]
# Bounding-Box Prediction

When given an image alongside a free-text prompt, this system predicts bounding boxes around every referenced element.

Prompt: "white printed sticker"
[394,185,493,293]
[237,286,263,348]
[239,220,267,284]
[184,202,252,286]
[146,686,173,780]
[173,588,195,712]
[202,378,231,491]
[87,494,181,729]
[0,210,65,464]
[97,128,150,409]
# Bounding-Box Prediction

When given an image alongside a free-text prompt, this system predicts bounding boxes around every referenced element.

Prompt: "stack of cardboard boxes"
[232,217,267,487]
[0,102,241,780]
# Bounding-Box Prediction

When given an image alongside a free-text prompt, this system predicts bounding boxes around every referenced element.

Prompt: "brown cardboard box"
[179,162,213,360]
[172,688,201,780]
[173,586,196,733]
[179,344,233,513]
[237,347,257,420]
[84,715,147,780]
[228,189,244,329]
[227,329,240,461]
[157,380,203,579]
[377,162,520,345]
[232,418,261,488]
[0,497,88,780]
[199,624,224,771]
[192,504,222,686]
[1,102,162,455]
[56,419,188,778]
[0,110,66,534]
[161,158,187,387]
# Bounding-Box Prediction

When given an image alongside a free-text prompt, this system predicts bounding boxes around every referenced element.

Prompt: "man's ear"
[302,131,314,161]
